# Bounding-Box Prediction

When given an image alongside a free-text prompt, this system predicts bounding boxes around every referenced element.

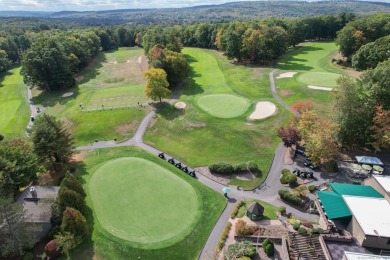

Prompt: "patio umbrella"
[222,187,232,194]
[373,165,384,172]
[361,164,372,171]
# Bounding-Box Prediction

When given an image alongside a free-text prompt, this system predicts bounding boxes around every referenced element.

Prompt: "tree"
[55,232,78,258]
[163,50,189,86]
[58,187,85,212]
[0,198,40,257]
[352,35,390,71]
[297,110,319,144]
[144,68,171,103]
[60,207,87,238]
[60,173,86,199]
[292,100,314,114]
[31,114,73,170]
[371,105,390,151]
[277,126,302,147]
[262,238,274,256]
[0,139,39,195]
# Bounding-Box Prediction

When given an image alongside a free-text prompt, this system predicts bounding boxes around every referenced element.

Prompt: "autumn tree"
[0,139,40,195]
[144,68,171,103]
[61,207,87,239]
[277,126,302,147]
[291,100,314,114]
[297,110,319,144]
[371,105,390,151]
[31,114,74,170]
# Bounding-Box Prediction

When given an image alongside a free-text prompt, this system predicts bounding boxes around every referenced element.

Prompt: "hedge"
[230,201,244,219]
[215,222,232,254]
[209,161,259,175]
[278,189,302,205]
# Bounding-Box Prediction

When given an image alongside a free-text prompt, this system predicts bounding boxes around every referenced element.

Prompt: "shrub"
[281,169,290,175]
[280,169,297,185]
[44,239,61,259]
[278,189,302,205]
[277,206,286,215]
[230,201,244,219]
[280,174,289,184]
[312,228,324,234]
[246,161,258,172]
[216,222,232,253]
[209,162,234,174]
[235,220,257,236]
[326,160,339,173]
[263,238,275,256]
[233,163,247,173]
[58,187,85,212]
[288,174,298,185]
[292,223,300,230]
[302,221,313,228]
[51,200,62,226]
[48,226,61,240]
[308,185,316,193]
[23,252,34,260]
[225,241,256,259]
[61,207,87,238]
[60,173,86,198]
[298,227,307,233]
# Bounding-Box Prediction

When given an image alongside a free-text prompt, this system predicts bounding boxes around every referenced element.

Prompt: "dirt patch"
[195,166,256,185]
[184,120,207,130]
[276,72,297,79]
[308,85,333,91]
[280,90,294,97]
[62,92,74,97]
[115,120,140,135]
[175,101,187,109]
[249,102,277,120]
[72,151,87,162]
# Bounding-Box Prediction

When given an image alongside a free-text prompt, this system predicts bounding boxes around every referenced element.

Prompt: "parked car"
[293,168,301,176]
[304,160,318,170]
[295,148,306,156]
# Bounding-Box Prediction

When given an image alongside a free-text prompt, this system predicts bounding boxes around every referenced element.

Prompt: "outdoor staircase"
[288,233,327,260]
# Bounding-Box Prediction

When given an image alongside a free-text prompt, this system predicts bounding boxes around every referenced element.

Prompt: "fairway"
[298,72,340,87]
[89,157,200,249]
[196,94,250,118]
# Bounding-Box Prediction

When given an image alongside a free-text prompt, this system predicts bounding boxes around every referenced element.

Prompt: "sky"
[0,0,261,11]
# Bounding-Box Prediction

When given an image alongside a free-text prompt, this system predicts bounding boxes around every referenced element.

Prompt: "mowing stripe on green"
[89,157,200,249]
[196,94,250,118]
[297,72,340,87]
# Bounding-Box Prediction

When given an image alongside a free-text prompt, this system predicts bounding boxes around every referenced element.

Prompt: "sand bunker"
[249,101,277,120]
[175,102,187,109]
[276,72,297,79]
[308,85,333,91]
[62,92,74,97]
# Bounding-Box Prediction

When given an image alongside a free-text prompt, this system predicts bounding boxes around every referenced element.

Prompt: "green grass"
[89,157,199,249]
[276,42,346,114]
[236,199,278,220]
[144,48,291,190]
[196,94,250,118]
[32,47,149,145]
[72,147,225,259]
[0,67,29,138]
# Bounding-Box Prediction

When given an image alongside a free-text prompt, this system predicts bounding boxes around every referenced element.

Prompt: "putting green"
[196,94,250,118]
[89,157,200,249]
[297,72,340,87]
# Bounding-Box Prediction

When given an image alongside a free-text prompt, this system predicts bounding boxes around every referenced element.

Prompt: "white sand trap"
[308,85,333,91]
[175,102,187,109]
[62,92,74,97]
[249,101,277,120]
[276,72,297,79]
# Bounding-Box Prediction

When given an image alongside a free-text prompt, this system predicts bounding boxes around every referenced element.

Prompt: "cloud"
[0,0,254,11]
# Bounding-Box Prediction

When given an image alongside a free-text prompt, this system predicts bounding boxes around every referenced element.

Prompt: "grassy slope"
[236,199,278,219]
[0,67,29,138]
[275,42,345,114]
[72,147,225,259]
[144,48,290,189]
[89,157,200,249]
[32,47,149,146]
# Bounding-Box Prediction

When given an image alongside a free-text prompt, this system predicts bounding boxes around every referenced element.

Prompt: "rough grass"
[236,199,278,220]
[196,94,250,118]
[144,48,290,190]
[32,47,150,146]
[71,147,226,259]
[89,157,200,249]
[276,42,346,115]
[0,67,29,138]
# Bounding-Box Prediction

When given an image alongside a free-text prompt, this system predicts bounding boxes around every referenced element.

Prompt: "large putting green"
[297,72,340,87]
[196,94,250,118]
[89,157,200,249]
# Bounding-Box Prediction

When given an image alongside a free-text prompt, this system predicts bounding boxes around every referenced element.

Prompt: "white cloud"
[0,0,253,11]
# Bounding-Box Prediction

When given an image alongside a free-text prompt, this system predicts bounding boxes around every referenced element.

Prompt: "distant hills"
[0,1,389,24]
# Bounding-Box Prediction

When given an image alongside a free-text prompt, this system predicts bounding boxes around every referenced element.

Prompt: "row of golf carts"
[158,153,197,178]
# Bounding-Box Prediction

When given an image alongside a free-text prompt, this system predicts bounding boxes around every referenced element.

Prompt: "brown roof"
[247,202,264,215]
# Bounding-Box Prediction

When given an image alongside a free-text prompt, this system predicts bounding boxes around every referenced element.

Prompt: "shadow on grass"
[180,54,204,96]
[157,104,185,120]
[77,52,106,85]
[0,70,14,88]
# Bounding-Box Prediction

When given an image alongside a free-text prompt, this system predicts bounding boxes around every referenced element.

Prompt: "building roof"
[247,202,264,215]
[329,183,384,198]
[326,240,371,260]
[318,191,352,219]
[373,175,390,193]
[355,156,384,166]
[16,186,60,223]
[344,252,390,260]
[343,196,390,238]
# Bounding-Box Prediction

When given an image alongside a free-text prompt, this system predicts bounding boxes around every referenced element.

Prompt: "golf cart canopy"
[355,156,384,166]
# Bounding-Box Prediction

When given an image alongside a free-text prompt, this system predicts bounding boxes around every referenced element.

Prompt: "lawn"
[32,47,150,145]
[275,42,347,114]
[72,147,225,259]
[144,48,291,190]
[196,94,250,118]
[236,199,278,220]
[0,67,30,139]
[89,157,200,249]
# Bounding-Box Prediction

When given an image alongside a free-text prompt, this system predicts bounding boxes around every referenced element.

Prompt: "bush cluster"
[235,220,257,236]
[209,161,259,175]
[262,238,274,256]
[216,222,232,254]
[298,227,307,233]
[230,201,244,219]
[278,189,302,205]
[225,241,256,259]
[308,185,316,193]
[280,169,297,185]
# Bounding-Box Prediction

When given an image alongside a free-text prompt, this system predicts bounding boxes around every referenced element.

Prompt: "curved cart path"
[73,77,315,259]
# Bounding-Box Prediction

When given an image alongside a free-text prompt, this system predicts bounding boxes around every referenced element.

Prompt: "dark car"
[293,168,301,176]
[295,148,306,156]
